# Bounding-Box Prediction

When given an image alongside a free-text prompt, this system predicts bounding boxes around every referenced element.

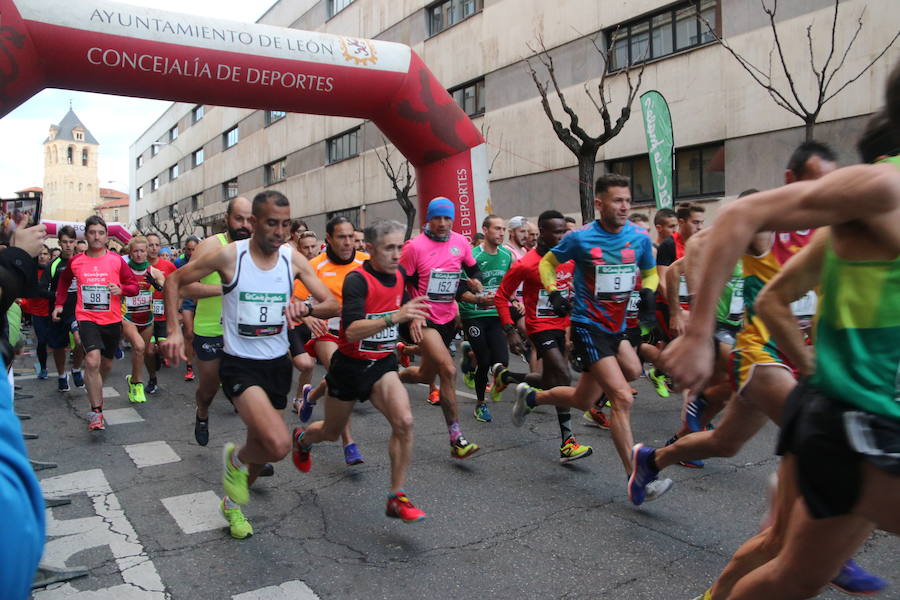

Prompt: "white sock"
[230,449,246,471]
[223,496,238,510]
[59,371,68,379]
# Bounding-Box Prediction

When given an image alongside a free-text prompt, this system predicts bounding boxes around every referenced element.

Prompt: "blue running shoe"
[666,436,704,468]
[831,559,886,595]
[685,396,708,433]
[344,442,365,466]
[474,403,492,422]
[115,346,125,360]
[628,443,660,506]
[37,368,48,380]
[71,370,85,388]
[297,384,315,423]
[58,375,70,393]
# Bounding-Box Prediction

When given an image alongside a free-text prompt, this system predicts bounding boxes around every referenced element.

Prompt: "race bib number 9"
[152,298,165,316]
[81,284,110,312]
[360,311,399,353]
[593,264,636,303]
[426,270,460,303]
[126,290,152,312]
[237,291,287,337]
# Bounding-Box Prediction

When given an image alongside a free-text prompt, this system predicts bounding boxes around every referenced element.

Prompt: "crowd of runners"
[23,65,900,600]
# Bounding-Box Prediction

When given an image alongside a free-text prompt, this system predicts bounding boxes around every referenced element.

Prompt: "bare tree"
[373,139,417,240]
[143,208,197,248]
[526,33,646,223]
[702,0,899,141]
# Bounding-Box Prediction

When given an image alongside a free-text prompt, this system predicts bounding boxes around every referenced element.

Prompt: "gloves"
[638,288,656,327]
[144,271,163,292]
[548,290,571,317]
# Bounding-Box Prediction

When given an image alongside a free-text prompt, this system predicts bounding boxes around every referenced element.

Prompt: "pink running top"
[400,231,476,325]
[56,251,140,325]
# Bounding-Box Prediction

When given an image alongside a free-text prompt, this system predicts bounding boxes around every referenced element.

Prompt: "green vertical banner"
[640,90,675,209]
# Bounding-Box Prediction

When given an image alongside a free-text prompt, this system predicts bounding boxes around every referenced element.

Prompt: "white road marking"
[103,386,120,398]
[417,383,478,400]
[160,490,225,535]
[103,408,144,425]
[232,580,320,600]
[124,441,181,468]
[36,469,167,598]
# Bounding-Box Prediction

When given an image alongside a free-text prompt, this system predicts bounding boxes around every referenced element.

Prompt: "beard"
[228,226,251,241]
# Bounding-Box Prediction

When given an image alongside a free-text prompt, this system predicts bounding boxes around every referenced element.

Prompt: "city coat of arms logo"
[339,37,378,66]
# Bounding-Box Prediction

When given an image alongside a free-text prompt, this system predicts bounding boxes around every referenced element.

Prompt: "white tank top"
[221,239,293,360]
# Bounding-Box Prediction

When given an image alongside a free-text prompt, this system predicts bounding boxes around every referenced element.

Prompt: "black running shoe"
[259,463,275,477]
[146,378,158,395]
[194,416,209,446]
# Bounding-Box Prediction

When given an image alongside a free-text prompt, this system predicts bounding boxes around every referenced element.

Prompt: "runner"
[176,236,199,381]
[494,210,593,463]
[293,220,431,521]
[23,245,52,379]
[179,196,253,446]
[297,231,320,260]
[653,207,677,249]
[288,231,319,410]
[162,190,339,539]
[398,197,483,459]
[353,227,366,253]
[503,216,529,261]
[293,216,367,466]
[514,174,672,500]
[145,233,177,394]
[53,216,140,431]
[120,236,165,404]
[41,225,86,392]
[671,99,900,599]
[457,214,514,422]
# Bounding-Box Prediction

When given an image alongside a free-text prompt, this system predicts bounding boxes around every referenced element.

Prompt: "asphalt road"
[13,335,898,600]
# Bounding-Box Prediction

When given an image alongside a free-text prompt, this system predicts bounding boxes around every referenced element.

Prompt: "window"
[429,0,482,36]
[675,143,724,197]
[450,78,485,116]
[81,148,89,166]
[266,158,287,185]
[326,127,359,164]
[192,147,204,167]
[191,194,201,212]
[136,154,143,169]
[327,0,354,18]
[326,207,359,227]
[137,186,144,200]
[607,0,717,71]
[169,125,179,142]
[74,131,83,141]
[266,110,287,125]
[192,105,204,123]
[223,178,239,200]
[169,163,179,180]
[67,146,74,164]
[113,209,119,221]
[151,176,160,192]
[151,143,159,157]
[608,156,655,204]
[223,126,239,149]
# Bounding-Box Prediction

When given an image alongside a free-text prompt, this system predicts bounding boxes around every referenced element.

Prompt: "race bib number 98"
[593,264,636,303]
[81,284,110,312]
[426,270,460,303]
[237,291,287,337]
[360,311,399,353]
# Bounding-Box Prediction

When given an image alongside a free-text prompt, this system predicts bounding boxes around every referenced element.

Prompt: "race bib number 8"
[237,291,287,337]
[426,270,460,303]
[594,264,636,303]
[126,290,152,312]
[81,284,110,312]
[360,311,399,353]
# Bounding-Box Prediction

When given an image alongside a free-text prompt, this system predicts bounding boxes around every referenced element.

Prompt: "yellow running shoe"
[559,437,593,464]
[220,498,253,539]
[450,436,480,459]
[222,443,250,504]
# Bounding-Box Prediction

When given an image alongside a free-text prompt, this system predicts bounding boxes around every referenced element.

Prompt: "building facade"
[44,108,102,223]
[94,188,131,225]
[129,0,899,236]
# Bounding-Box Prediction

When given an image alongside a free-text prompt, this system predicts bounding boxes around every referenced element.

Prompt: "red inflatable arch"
[0,0,491,239]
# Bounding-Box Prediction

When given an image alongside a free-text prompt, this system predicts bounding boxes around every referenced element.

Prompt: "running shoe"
[396,342,411,368]
[145,378,158,395]
[220,499,253,539]
[194,416,209,446]
[184,365,195,381]
[582,408,610,430]
[426,388,441,405]
[344,443,365,465]
[222,443,250,505]
[559,438,593,464]
[88,411,106,431]
[627,443,660,506]
[259,463,275,477]
[830,559,886,595]
[489,363,509,401]
[512,383,536,427]
[386,492,426,523]
[462,371,475,389]
[630,387,638,396]
[474,403,492,423]
[666,436,704,468]
[115,346,125,360]
[37,368,48,380]
[647,368,670,399]
[685,396,708,433]
[450,436,480,459]
[296,384,314,423]
[645,478,674,502]
[72,370,85,388]
[292,428,312,473]
[58,375,70,393]
[132,378,147,404]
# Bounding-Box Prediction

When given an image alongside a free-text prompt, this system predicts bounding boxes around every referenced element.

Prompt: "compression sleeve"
[640,267,660,292]
[494,261,525,326]
[539,251,561,292]
[462,262,482,281]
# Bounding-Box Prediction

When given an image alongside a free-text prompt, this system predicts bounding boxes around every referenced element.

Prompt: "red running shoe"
[184,365,195,381]
[386,492,426,523]
[583,408,610,430]
[396,342,411,368]
[426,388,441,405]
[292,428,312,473]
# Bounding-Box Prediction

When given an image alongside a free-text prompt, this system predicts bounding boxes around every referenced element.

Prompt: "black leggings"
[462,317,509,404]
[31,315,50,370]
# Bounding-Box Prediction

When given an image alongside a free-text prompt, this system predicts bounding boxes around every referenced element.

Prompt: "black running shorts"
[219,353,292,410]
[326,351,398,403]
[400,319,457,349]
[288,323,312,357]
[78,320,122,359]
[192,334,224,361]
[570,323,625,367]
[529,329,566,359]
